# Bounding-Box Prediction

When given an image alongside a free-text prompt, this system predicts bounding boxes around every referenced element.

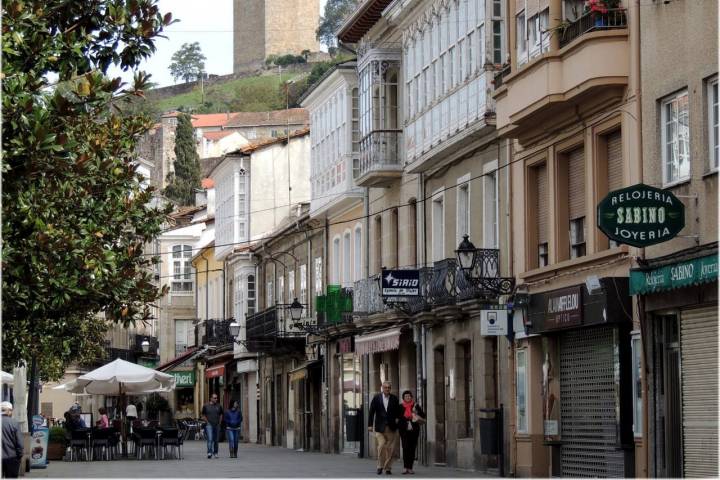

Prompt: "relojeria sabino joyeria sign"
[597,183,685,247]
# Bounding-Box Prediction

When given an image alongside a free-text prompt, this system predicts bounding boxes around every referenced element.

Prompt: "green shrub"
[49,426,67,444]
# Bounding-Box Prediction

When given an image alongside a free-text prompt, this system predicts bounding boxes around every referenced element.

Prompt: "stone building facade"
[233,0,320,73]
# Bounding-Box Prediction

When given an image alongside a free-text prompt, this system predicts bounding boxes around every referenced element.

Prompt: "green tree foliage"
[2,0,174,380]
[163,113,201,206]
[169,41,206,84]
[316,0,358,49]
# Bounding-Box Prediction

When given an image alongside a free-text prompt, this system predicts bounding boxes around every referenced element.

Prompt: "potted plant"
[585,0,621,26]
[47,426,67,461]
[146,393,171,423]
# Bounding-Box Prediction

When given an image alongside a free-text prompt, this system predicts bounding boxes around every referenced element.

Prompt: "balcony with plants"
[494,0,629,140]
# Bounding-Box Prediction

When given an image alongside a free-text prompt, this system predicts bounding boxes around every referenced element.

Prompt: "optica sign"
[597,183,685,247]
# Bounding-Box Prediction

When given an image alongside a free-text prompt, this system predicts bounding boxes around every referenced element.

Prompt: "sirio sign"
[381,269,420,296]
[597,183,685,247]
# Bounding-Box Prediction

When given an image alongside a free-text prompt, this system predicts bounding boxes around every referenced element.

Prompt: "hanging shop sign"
[172,371,196,387]
[338,337,354,354]
[480,309,509,336]
[597,183,685,247]
[629,254,718,295]
[205,365,225,379]
[381,269,420,297]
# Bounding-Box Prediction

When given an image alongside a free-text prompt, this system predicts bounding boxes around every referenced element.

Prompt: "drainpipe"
[222,260,226,319]
[205,257,210,320]
[363,188,370,278]
[419,171,428,466]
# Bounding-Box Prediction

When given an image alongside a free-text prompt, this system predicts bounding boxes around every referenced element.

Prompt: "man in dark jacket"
[201,393,223,459]
[368,381,400,475]
[1,402,23,478]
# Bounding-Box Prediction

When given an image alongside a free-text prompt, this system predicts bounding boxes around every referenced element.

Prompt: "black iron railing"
[202,318,234,347]
[559,9,628,48]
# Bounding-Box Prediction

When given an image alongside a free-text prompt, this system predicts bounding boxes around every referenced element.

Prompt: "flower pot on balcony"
[594,15,607,27]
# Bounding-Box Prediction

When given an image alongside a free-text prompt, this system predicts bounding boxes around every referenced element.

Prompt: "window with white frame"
[171,245,193,292]
[247,275,256,315]
[457,176,470,245]
[516,349,528,434]
[266,280,274,308]
[299,264,307,306]
[354,225,362,281]
[661,90,691,185]
[432,192,445,262]
[492,0,504,65]
[708,76,718,171]
[343,232,352,286]
[289,270,296,301]
[332,237,341,284]
[527,9,549,59]
[234,274,243,322]
[175,319,194,356]
[314,258,323,295]
[483,168,499,249]
[516,11,527,64]
[277,276,284,305]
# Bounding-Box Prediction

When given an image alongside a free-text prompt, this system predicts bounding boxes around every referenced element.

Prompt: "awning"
[236,359,257,374]
[156,347,204,372]
[630,254,718,295]
[355,328,401,356]
[288,360,321,382]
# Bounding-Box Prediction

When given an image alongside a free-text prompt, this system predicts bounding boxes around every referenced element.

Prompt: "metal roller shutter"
[560,327,625,477]
[536,163,548,244]
[607,131,623,192]
[681,306,719,478]
[568,147,585,221]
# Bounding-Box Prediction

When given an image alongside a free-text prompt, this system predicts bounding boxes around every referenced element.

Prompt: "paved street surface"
[29,440,491,478]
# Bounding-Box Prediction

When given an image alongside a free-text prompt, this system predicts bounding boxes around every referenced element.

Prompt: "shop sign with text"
[381,269,420,296]
[544,286,583,330]
[172,371,195,387]
[597,183,685,247]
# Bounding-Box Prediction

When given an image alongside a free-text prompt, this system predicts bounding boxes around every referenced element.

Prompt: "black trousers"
[2,458,21,478]
[399,428,419,469]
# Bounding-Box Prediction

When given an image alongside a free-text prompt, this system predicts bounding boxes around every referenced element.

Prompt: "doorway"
[653,314,682,478]
[341,354,362,454]
[433,347,446,465]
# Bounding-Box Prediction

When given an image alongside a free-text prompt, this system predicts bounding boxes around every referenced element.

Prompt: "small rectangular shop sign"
[172,371,195,387]
[480,310,508,336]
[381,269,420,296]
[544,286,583,330]
[205,365,225,379]
[629,254,718,295]
[544,420,559,436]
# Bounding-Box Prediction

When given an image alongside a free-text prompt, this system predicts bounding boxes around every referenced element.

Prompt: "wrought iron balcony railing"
[356,130,402,179]
[202,318,234,348]
[353,274,387,315]
[559,9,628,48]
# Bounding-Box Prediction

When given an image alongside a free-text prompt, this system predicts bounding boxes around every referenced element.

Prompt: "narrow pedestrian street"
[28,440,489,478]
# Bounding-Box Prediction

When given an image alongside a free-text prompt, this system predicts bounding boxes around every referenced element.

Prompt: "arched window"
[354,224,362,281]
[343,231,352,286]
[333,237,341,284]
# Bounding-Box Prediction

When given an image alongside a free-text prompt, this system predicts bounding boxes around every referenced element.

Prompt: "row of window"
[265,264,308,309]
[332,224,363,285]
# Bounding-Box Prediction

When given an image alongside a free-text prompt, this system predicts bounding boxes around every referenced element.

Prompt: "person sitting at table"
[96,407,109,429]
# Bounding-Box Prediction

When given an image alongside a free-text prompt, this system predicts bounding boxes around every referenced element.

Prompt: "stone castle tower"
[233,0,320,73]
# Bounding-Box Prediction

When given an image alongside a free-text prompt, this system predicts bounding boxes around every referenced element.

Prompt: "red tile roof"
[190,112,240,128]
[201,178,215,189]
[234,127,310,154]
[202,130,236,141]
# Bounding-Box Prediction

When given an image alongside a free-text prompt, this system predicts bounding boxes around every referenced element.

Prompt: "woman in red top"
[398,390,425,475]
[96,407,109,429]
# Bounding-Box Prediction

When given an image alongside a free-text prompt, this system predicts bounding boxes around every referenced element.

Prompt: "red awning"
[205,365,225,379]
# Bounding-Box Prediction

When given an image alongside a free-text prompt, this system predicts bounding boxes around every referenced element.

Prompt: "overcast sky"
[109,0,328,88]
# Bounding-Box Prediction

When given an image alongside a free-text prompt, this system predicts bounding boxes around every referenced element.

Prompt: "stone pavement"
[28,440,492,478]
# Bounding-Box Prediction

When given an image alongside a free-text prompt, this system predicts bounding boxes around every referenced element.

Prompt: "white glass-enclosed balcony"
[355,51,403,187]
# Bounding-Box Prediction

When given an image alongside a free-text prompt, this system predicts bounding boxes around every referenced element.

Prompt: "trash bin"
[479,416,498,454]
[344,408,362,441]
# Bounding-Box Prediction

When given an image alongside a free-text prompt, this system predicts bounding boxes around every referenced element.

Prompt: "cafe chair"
[91,428,111,461]
[135,427,158,460]
[69,428,91,461]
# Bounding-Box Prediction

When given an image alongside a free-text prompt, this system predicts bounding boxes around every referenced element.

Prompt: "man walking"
[1,402,24,478]
[201,394,223,459]
[368,381,400,475]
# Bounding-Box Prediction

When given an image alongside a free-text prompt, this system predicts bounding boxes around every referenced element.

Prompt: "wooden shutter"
[536,163,548,243]
[567,148,585,220]
[681,307,719,478]
[607,130,623,192]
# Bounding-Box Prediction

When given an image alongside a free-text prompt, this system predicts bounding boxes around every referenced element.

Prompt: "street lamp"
[229,321,241,337]
[456,234,477,272]
[289,298,303,322]
[141,339,150,353]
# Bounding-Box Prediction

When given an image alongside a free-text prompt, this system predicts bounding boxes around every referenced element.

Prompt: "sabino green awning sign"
[630,255,718,295]
[597,183,685,247]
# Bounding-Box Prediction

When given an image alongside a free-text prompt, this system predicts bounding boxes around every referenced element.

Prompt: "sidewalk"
[28,439,493,478]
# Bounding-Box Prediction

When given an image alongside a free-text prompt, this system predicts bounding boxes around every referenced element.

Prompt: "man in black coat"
[368,381,400,475]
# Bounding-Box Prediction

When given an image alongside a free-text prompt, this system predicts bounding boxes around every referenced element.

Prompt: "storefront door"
[341,354,361,454]
[559,327,625,477]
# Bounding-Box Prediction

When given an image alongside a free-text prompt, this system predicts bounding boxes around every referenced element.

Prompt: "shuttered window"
[681,307,719,478]
[567,148,585,220]
[607,130,623,192]
[536,163,548,267]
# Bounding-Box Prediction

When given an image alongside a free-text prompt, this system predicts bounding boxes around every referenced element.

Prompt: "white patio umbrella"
[1,371,13,384]
[64,358,175,395]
